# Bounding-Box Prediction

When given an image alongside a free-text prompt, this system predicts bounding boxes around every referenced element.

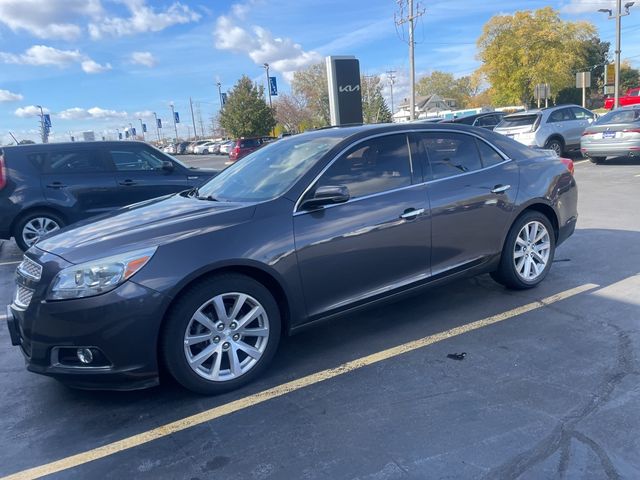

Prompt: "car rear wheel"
[14,211,64,251]
[491,211,556,289]
[161,274,281,395]
[589,156,606,164]
[544,138,564,156]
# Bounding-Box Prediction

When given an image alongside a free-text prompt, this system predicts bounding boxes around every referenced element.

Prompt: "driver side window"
[109,148,166,171]
[315,134,413,199]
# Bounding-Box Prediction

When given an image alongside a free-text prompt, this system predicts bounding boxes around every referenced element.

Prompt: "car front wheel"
[491,211,556,289]
[14,211,64,251]
[161,274,281,394]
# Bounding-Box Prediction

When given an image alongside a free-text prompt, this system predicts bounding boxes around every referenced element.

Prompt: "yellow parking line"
[1,283,598,480]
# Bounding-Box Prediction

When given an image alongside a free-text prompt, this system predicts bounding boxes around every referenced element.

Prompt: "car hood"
[35,194,255,264]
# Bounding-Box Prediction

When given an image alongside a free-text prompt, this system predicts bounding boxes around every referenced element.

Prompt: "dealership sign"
[326,56,363,126]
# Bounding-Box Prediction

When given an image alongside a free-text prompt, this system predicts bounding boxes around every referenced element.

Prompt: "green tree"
[361,76,392,123]
[557,37,610,105]
[416,71,475,108]
[620,60,640,94]
[219,75,276,138]
[477,7,597,106]
[291,63,330,127]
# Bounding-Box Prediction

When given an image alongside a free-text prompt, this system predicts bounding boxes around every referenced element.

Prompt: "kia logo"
[339,84,360,93]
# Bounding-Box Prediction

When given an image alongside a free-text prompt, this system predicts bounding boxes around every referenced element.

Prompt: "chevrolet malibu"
[6,124,578,394]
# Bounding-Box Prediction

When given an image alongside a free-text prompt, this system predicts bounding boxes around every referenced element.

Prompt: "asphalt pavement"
[1,157,639,480]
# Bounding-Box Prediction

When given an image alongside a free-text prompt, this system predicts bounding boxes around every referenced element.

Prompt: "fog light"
[77,348,93,364]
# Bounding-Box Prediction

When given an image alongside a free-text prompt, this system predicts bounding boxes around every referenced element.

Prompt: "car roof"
[1,140,147,151]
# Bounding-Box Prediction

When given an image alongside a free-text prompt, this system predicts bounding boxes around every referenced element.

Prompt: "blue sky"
[1,0,639,144]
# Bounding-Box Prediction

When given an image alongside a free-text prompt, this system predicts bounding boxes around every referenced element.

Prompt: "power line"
[395,0,425,121]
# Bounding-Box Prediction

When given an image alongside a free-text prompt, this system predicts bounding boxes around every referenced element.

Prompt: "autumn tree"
[415,71,476,108]
[219,75,276,138]
[274,93,312,132]
[362,76,392,123]
[477,7,598,106]
[291,63,330,127]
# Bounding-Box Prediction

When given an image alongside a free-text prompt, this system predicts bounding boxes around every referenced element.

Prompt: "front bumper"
[7,251,169,390]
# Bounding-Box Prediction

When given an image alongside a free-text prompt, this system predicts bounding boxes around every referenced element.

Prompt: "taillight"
[581,131,596,136]
[0,155,6,190]
[622,128,640,133]
[560,157,574,175]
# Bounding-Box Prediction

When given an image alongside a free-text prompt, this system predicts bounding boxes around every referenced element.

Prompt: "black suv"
[0,141,216,250]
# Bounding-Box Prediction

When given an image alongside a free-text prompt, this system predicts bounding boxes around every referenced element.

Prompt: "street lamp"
[262,63,272,108]
[169,101,179,143]
[599,0,634,109]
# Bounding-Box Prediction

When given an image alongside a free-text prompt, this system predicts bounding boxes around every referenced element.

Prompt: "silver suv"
[494,105,595,156]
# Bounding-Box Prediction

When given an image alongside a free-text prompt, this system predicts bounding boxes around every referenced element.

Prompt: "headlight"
[48,247,157,300]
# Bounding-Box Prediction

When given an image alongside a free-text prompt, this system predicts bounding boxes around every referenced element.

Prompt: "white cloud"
[0,0,103,40]
[15,105,49,118]
[88,0,201,39]
[214,10,321,81]
[0,89,23,102]
[81,59,112,73]
[561,0,614,14]
[58,106,128,121]
[130,51,156,67]
[134,110,155,118]
[0,45,111,74]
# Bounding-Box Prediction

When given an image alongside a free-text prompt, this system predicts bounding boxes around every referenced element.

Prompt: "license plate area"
[602,131,616,139]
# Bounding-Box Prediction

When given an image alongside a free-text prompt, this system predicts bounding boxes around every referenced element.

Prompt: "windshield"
[595,109,640,125]
[196,134,344,202]
[497,114,539,128]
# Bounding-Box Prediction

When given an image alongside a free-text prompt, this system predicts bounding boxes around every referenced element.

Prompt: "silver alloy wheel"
[547,141,562,156]
[22,217,61,247]
[513,221,551,281]
[183,292,270,382]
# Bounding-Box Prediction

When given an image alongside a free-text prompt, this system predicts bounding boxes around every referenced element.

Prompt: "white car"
[193,141,216,155]
[162,144,176,154]
[219,140,235,155]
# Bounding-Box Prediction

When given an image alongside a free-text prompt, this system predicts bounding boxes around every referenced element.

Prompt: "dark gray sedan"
[6,124,578,394]
[581,106,640,163]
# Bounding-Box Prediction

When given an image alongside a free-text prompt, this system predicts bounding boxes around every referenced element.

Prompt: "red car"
[228,137,264,162]
[604,87,640,109]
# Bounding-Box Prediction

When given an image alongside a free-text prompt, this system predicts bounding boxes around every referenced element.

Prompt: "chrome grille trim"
[14,284,34,309]
[17,256,42,281]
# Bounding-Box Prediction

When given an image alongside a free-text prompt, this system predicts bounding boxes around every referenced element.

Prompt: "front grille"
[17,256,42,281]
[13,284,34,309]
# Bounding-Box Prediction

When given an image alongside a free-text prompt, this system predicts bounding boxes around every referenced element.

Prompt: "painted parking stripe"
[0,261,20,267]
[1,283,598,480]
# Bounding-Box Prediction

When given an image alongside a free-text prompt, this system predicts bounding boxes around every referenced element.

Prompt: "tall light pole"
[189,97,198,141]
[169,102,179,142]
[386,70,396,118]
[600,1,634,109]
[36,104,47,143]
[263,63,272,108]
[153,111,161,143]
[138,118,145,141]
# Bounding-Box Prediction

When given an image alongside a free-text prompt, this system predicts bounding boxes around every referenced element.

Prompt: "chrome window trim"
[293,128,513,215]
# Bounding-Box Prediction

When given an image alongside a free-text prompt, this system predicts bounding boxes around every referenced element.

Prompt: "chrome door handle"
[400,208,425,220]
[491,184,511,194]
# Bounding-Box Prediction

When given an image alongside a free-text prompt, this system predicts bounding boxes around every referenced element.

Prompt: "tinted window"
[47,150,106,173]
[419,132,482,180]
[476,139,504,167]
[316,134,412,198]
[547,108,575,123]
[27,153,47,170]
[498,114,539,128]
[572,107,594,120]
[595,108,640,125]
[475,115,497,127]
[240,139,261,148]
[109,148,166,171]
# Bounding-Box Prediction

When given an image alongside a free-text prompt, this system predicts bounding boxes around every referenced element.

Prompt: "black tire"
[544,137,564,157]
[203,149,209,155]
[161,273,281,395]
[491,211,556,290]
[589,156,605,164]
[13,210,65,251]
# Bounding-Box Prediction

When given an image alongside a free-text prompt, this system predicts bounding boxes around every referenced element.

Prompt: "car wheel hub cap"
[183,292,269,382]
[22,217,61,247]
[513,221,551,281]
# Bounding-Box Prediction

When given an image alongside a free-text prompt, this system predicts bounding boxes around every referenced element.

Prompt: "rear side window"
[547,108,575,123]
[27,153,47,170]
[476,139,504,167]
[240,139,261,148]
[46,150,107,173]
[498,114,539,128]
[109,148,166,171]
[419,132,482,180]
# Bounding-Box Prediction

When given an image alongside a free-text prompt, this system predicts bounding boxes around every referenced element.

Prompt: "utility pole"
[600,1,634,109]
[36,105,48,143]
[216,82,224,111]
[169,102,179,142]
[138,118,145,141]
[153,112,161,143]
[263,63,272,108]
[386,70,396,117]
[189,97,198,141]
[395,0,425,121]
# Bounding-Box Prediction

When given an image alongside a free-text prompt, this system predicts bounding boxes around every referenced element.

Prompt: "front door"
[293,133,431,320]
[105,145,189,205]
[415,131,519,275]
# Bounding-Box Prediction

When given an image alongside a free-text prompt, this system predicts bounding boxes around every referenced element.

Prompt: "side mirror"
[300,185,350,210]
[161,160,175,172]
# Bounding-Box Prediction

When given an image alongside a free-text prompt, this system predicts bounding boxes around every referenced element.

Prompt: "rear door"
[105,145,190,205]
[416,131,519,275]
[548,107,580,148]
[40,146,119,221]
